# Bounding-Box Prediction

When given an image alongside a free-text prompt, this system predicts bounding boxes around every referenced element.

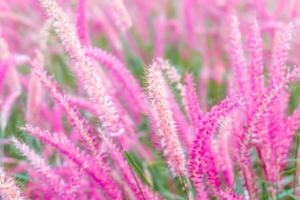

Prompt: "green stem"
[0,129,3,166]
[293,132,299,195]
[130,165,146,200]
[179,175,192,200]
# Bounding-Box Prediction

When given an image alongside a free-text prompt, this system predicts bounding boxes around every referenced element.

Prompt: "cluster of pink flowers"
[1,0,300,199]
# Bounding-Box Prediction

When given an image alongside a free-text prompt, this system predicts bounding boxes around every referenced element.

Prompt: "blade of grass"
[124,151,152,187]
[124,151,147,200]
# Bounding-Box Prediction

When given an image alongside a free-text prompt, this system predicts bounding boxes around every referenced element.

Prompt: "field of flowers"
[1,0,300,199]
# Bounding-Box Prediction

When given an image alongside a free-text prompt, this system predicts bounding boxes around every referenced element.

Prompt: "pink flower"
[147,60,186,176]
[21,124,123,199]
[0,167,25,200]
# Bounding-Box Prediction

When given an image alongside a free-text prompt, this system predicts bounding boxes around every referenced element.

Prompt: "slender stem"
[0,129,3,166]
[179,175,192,200]
[123,150,146,200]
[275,154,279,200]
[118,139,146,200]
[242,166,256,200]
[293,132,299,195]
[179,176,188,199]
[256,146,277,199]
[130,164,146,200]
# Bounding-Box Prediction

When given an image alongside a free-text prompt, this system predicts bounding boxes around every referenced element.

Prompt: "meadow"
[1,0,300,199]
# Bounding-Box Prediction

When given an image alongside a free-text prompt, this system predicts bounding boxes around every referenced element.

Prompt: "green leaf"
[124,151,151,187]
[278,187,300,199]
[15,172,29,188]
[282,167,296,175]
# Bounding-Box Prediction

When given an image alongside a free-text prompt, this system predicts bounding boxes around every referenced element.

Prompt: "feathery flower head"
[183,73,203,129]
[0,167,25,200]
[11,137,64,196]
[37,0,125,137]
[229,14,248,93]
[102,0,132,32]
[20,124,123,199]
[147,60,186,176]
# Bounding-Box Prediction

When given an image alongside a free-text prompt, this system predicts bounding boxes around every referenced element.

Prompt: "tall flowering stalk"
[76,0,89,46]
[0,167,24,200]
[248,18,264,95]
[62,163,88,200]
[85,46,149,118]
[37,0,125,136]
[11,137,64,197]
[31,44,159,198]
[156,59,192,150]
[31,51,100,160]
[229,14,249,94]
[101,0,132,32]
[100,131,159,200]
[183,73,203,129]
[189,94,245,198]
[20,124,123,199]
[146,60,186,177]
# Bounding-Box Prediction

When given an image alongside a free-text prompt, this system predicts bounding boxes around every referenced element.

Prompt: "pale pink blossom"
[147,60,186,176]
[0,167,25,200]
